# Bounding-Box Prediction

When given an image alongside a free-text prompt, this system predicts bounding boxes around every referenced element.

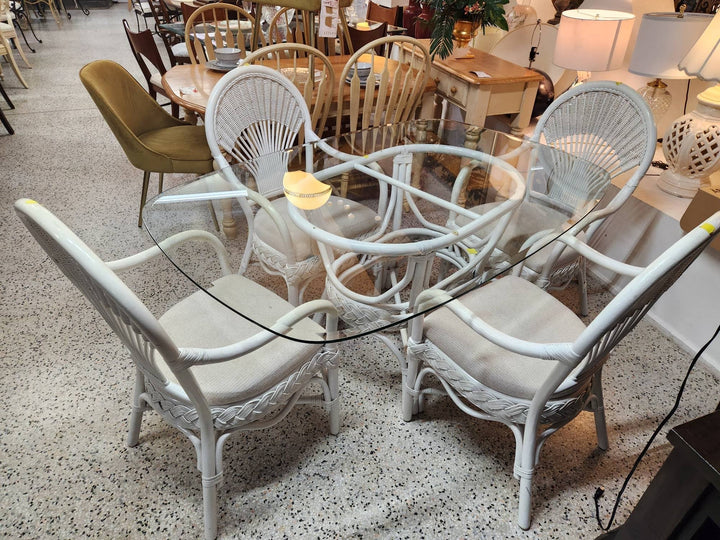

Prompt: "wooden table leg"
[509,80,539,137]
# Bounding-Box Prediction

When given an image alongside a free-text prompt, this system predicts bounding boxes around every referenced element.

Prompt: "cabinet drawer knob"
[433,77,440,85]
[450,86,457,94]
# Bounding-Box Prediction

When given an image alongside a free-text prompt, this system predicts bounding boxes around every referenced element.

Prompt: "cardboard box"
[680,184,720,252]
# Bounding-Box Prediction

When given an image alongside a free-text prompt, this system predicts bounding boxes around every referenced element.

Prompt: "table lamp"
[283,170,331,210]
[553,9,635,84]
[628,11,713,124]
[658,11,720,198]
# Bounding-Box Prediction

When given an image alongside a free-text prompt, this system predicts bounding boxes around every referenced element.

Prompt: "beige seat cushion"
[157,274,323,406]
[455,200,582,274]
[254,196,378,261]
[423,275,587,401]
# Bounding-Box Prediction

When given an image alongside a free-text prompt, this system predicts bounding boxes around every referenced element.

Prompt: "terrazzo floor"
[2,6,720,539]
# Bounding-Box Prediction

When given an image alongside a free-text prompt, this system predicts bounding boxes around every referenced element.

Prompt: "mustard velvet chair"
[80,60,213,226]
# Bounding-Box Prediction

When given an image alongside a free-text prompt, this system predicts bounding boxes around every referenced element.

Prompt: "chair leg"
[157,172,164,194]
[327,363,340,435]
[10,36,32,68]
[286,283,300,306]
[402,351,419,422]
[591,370,609,450]
[138,170,151,227]
[516,431,537,530]
[0,106,14,134]
[199,423,219,540]
[2,47,28,88]
[127,368,146,447]
[577,257,588,317]
[0,80,14,108]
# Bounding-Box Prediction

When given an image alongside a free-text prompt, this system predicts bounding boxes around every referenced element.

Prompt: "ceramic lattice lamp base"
[659,85,720,198]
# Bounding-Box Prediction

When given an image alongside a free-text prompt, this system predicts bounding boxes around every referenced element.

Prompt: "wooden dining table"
[161,53,437,119]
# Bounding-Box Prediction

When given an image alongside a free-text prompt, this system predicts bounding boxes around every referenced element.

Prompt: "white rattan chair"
[404,210,720,530]
[240,43,335,137]
[204,65,376,305]
[450,81,656,315]
[15,198,341,540]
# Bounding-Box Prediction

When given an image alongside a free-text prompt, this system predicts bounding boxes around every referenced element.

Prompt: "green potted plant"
[428,0,509,59]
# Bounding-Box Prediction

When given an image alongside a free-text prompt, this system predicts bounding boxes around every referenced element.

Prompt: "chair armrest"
[176,299,339,366]
[413,289,578,364]
[557,235,644,277]
[106,229,233,276]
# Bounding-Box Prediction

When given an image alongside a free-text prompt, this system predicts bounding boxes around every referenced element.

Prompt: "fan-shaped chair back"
[205,65,318,197]
[241,43,335,137]
[337,36,430,139]
[531,81,656,238]
[184,3,257,64]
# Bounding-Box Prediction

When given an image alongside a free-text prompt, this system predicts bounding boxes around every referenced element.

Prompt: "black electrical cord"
[594,320,720,532]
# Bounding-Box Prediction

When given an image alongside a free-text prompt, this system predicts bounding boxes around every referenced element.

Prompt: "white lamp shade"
[629,12,713,79]
[553,9,635,72]
[679,12,720,83]
[580,0,632,13]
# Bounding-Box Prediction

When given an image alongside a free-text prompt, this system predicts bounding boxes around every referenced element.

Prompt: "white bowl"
[214,47,242,66]
[350,62,372,79]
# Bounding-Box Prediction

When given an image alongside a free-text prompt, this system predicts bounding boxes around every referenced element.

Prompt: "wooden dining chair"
[268,6,352,57]
[336,36,430,144]
[347,20,387,53]
[241,42,335,137]
[184,2,260,64]
[79,60,213,226]
[122,19,179,118]
[130,0,153,31]
[0,32,27,88]
[147,0,189,66]
[366,0,400,26]
[0,0,30,68]
[22,0,62,27]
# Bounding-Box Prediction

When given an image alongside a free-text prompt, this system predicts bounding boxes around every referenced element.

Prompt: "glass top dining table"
[143,119,609,343]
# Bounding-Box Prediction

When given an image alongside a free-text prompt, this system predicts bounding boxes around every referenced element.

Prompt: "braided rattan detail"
[323,274,404,330]
[252,237,321,287]
[145,348,339,432]
[410,341,589,425]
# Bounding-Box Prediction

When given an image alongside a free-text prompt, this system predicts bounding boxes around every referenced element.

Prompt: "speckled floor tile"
[2,6,719,539]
